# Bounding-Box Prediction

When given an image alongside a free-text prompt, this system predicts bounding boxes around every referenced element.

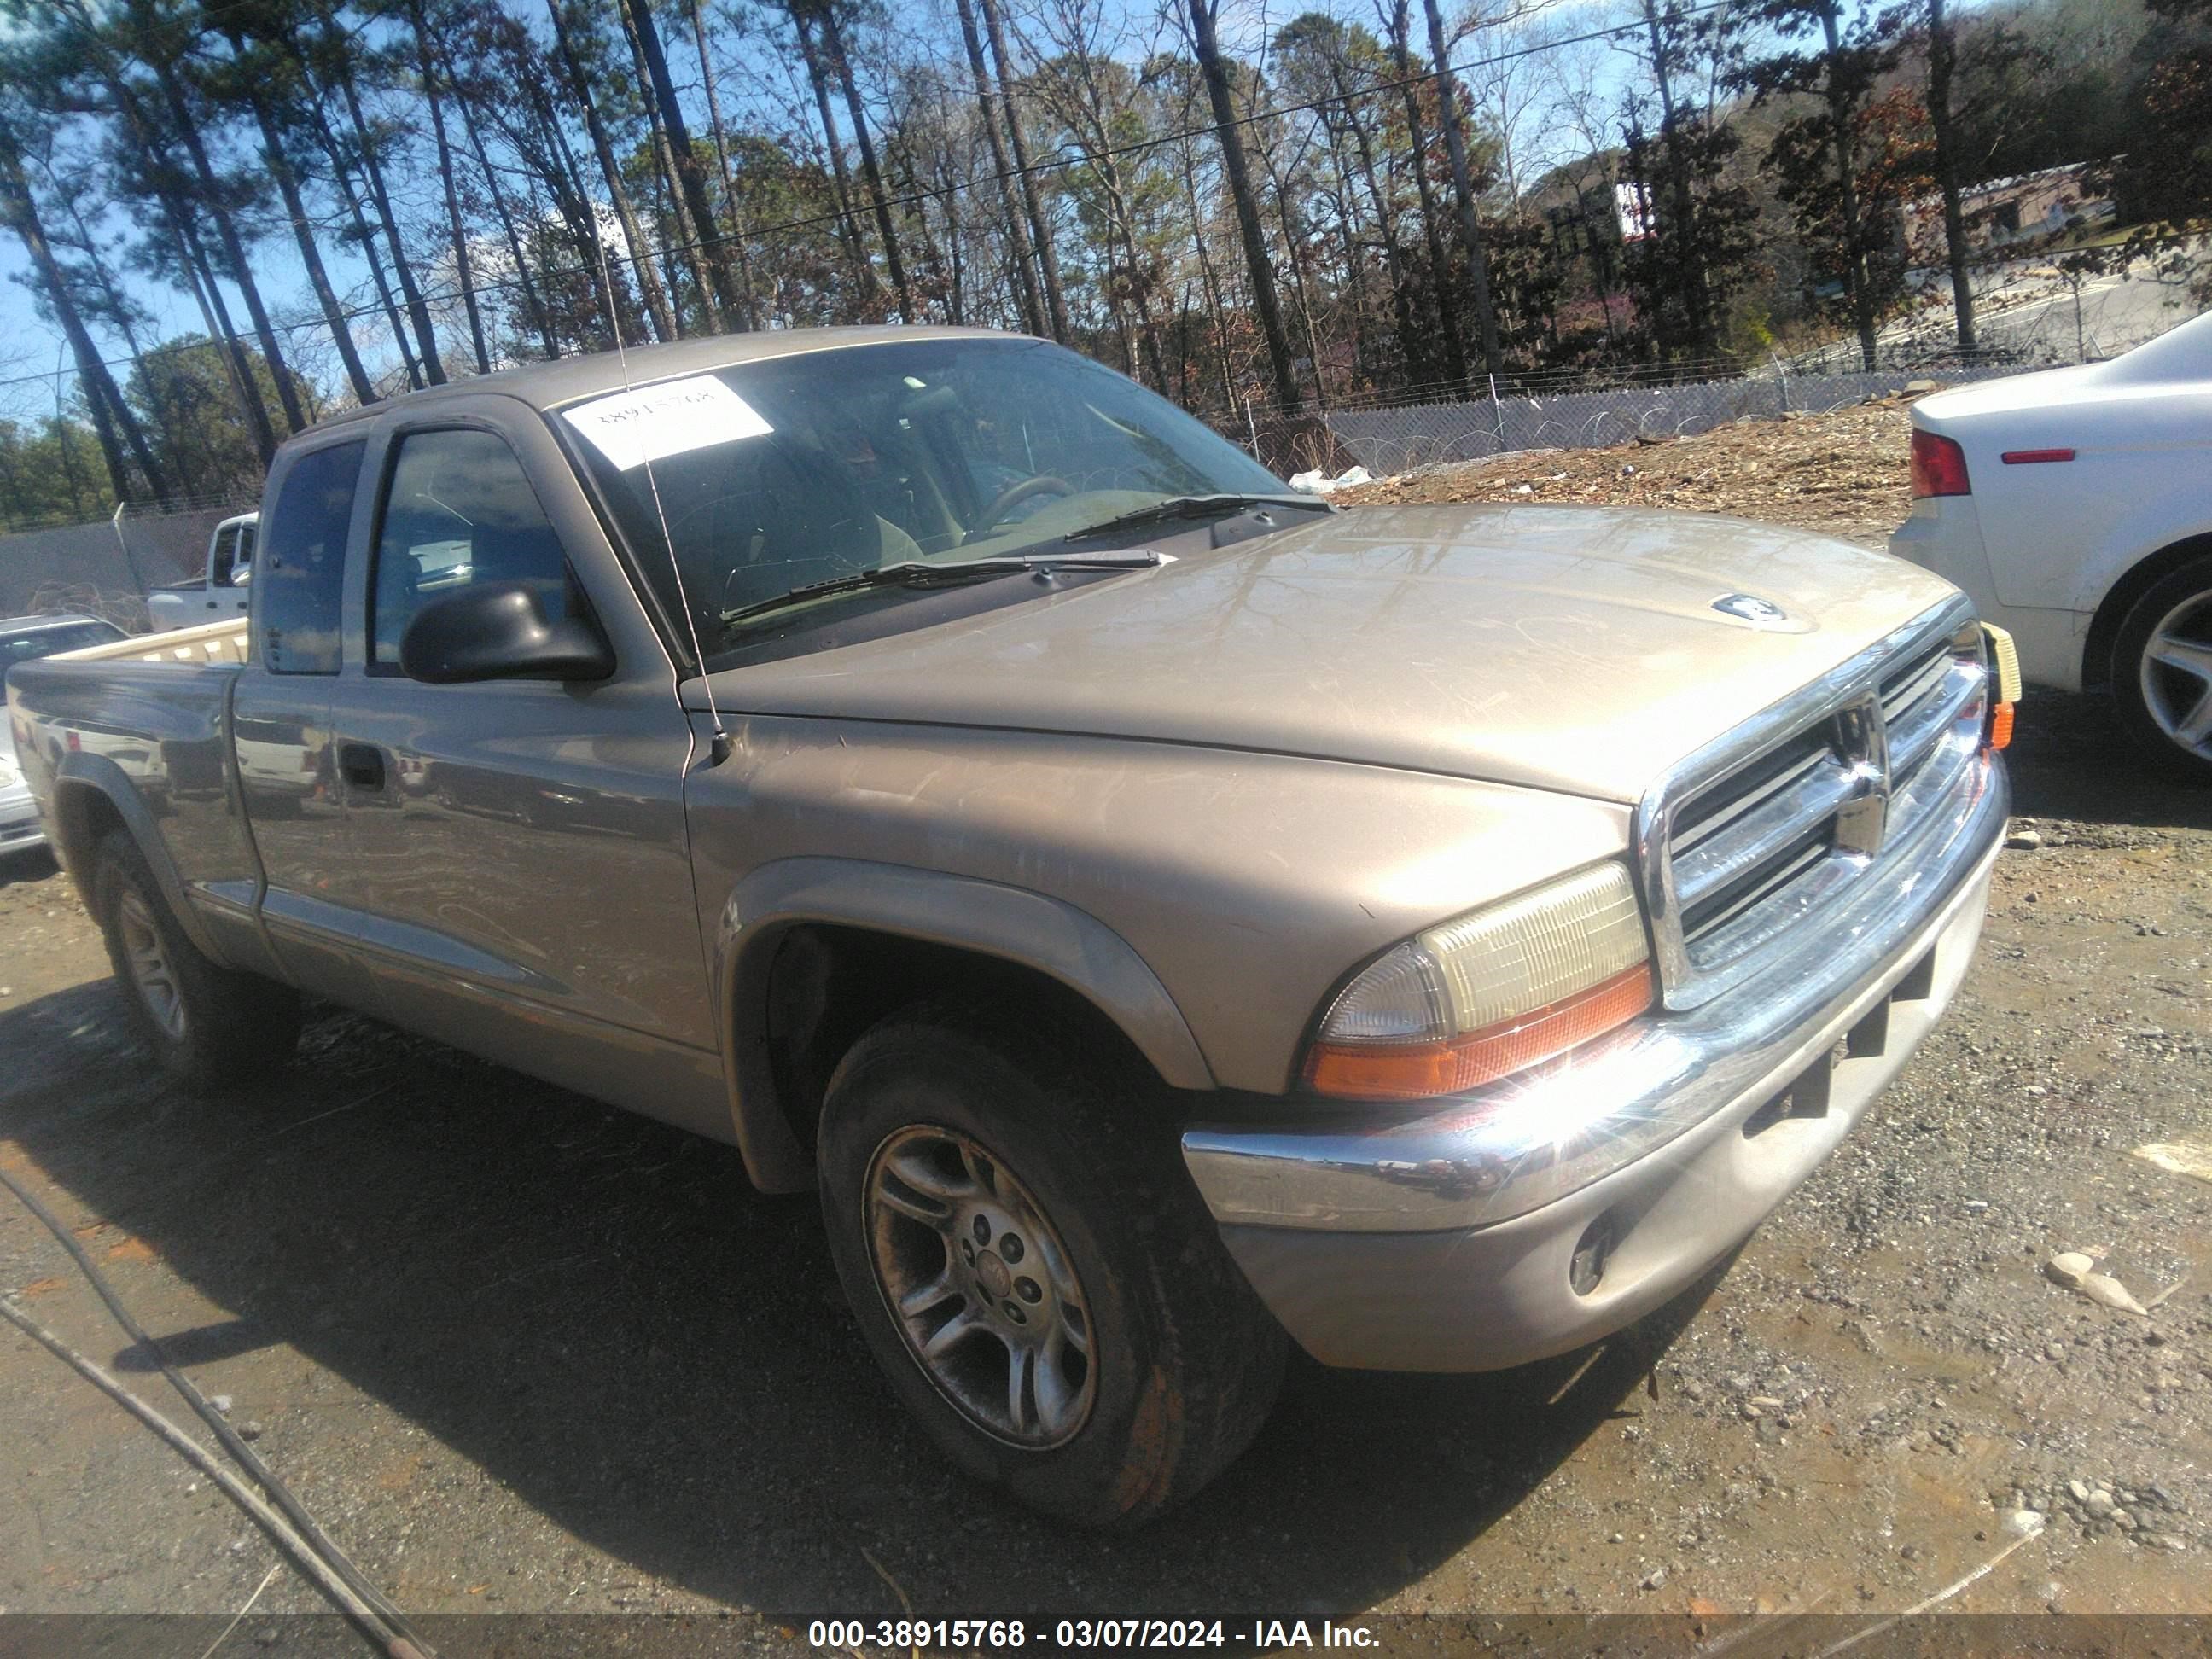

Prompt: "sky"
[0,0,1656,428]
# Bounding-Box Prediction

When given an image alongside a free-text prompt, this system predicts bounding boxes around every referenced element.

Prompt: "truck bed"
[7,618,262,917]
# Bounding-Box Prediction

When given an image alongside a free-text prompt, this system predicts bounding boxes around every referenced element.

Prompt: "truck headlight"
[1303,861,1655,1100]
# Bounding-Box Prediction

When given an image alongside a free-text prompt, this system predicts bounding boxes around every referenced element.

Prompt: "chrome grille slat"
[1889,664,1982,781]
[1881,647,1952,724]
[1672,728,1830,854]
[1637,597,1988,1013]
[1672,755,1856,911]
[1683,833,1831,959]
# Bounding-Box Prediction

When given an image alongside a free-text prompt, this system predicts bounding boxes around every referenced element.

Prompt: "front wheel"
[817,1004,1285,1528]
[2112,553,2212,783]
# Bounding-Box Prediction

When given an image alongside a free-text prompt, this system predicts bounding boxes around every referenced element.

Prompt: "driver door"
[320,413,725,1137]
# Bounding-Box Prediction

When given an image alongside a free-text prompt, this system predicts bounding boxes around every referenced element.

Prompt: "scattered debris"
[1287,464,1375,494]
[2131,1139,2212,1186]
[2075,1273,2151,1317]
[2006,828,2044,850]
[1332,396,1924,545]
[2044,1252,2095,1288]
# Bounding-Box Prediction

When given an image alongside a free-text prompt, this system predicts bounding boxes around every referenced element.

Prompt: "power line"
[0,0,1737,399]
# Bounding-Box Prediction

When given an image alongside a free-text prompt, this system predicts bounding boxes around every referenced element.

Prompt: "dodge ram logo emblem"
[1713,592,1789,626]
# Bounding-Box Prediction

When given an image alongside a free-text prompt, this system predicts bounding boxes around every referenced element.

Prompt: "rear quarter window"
[257,441,364,674]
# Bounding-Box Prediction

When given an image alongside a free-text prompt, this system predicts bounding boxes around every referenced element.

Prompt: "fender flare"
[714,856,1214,1192]
[50,755,227,964]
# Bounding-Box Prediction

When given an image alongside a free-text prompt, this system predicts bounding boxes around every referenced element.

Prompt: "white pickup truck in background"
[146,512,256,633]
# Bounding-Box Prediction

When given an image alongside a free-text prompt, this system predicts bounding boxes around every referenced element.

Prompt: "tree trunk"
[952,0,1042,335]
[793,9,876,300]
[1186,0,1301,411]
[980,0,1068,341]
[109,41,282,463]
[1329,56,1418,383]
[447,49,560,360]
[1819,1,1879,371]
[547,0,679,342]
[329,40,446,380]
[1179,145,1238,416]
[1420,0,1502,378]
[527,79,632,339]
[409,5,491,375]
[623,0,742,323]
[689,0,760,329]
[818,2,914,322]
[178,215,281,467]
[144,42,309,429]
[1926,0,1976,357]
[615,0,719,332]
[324,138,424,390]
[0,134,169,504]
[227,30,376,405]
[1387,0,1468,385]
[1640,0,1714,355]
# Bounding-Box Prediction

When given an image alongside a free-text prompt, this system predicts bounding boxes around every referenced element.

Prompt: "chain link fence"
[1268,364,2023,479]
[0,498,253,626]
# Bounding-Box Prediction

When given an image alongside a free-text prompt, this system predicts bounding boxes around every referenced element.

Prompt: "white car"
[1889,311,2212,778]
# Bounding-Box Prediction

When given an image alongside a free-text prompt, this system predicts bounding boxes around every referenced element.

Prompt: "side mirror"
[399,582,615,684]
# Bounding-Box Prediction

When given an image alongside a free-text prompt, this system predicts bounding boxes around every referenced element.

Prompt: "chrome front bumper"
[1180,749,2006,1371]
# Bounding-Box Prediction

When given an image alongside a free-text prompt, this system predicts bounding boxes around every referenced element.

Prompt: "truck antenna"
[588,218,731,767]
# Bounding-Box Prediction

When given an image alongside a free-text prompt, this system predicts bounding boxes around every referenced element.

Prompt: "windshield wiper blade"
[1062,492,1331,543]
[721,551,1161,627]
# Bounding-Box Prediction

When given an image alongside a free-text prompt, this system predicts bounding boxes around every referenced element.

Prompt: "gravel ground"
[1330,395,1923,546]
[2,409,2209,1643]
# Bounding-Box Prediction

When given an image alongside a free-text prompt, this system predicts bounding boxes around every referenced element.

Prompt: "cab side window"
[370,428,571,667]
[259,442,364,675]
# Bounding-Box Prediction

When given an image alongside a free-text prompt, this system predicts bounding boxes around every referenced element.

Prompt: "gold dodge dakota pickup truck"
[8,328,2011,1527]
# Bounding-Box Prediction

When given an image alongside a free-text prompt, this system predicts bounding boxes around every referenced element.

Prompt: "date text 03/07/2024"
[804,1621,1381,1650]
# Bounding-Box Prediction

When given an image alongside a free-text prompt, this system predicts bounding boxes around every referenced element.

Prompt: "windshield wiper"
[1062,492,1332,543]
[721,550,1161,627]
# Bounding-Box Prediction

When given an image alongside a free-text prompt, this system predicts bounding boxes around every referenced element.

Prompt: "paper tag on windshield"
[562,375,772,470]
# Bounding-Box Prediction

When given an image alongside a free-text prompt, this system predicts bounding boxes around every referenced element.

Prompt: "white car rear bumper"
[1890,503,2087,692]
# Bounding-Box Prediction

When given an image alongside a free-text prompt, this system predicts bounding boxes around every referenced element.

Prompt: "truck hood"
[696,503,1962,803]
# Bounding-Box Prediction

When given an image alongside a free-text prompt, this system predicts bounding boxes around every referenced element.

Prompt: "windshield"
[559,338,1289,670]
[2,620,123,671]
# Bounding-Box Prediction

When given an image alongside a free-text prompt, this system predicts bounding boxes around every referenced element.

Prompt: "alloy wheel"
[116,889,186,1040]
[864,1124,1097,1448]
[2139,588,2212,759]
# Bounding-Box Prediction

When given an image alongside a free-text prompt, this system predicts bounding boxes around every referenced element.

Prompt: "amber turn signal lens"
[1304,964,1656,1101]
[1987,702,2014,751]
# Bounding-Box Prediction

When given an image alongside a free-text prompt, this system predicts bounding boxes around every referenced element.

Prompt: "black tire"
[817,1000,1285,1528]
[2110,553,2212,784]
[90,829,302,1089]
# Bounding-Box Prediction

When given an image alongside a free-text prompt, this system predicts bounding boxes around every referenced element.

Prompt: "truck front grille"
[1639,600,1988,1010]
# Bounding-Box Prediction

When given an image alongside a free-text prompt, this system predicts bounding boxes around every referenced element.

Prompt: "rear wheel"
[817,1003,1285,1528]
[91,830,302,1088]
[2113,554,2212,783]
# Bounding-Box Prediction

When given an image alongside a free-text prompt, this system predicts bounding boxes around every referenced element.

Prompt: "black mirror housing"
[398,583,615,684]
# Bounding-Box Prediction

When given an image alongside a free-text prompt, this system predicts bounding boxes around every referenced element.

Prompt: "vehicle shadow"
[0,847,61,888]
[0,979,1716,1619]
[2005,690,2212,830]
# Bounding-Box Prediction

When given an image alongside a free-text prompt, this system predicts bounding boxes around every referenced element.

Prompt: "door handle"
[338,742,386,790]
